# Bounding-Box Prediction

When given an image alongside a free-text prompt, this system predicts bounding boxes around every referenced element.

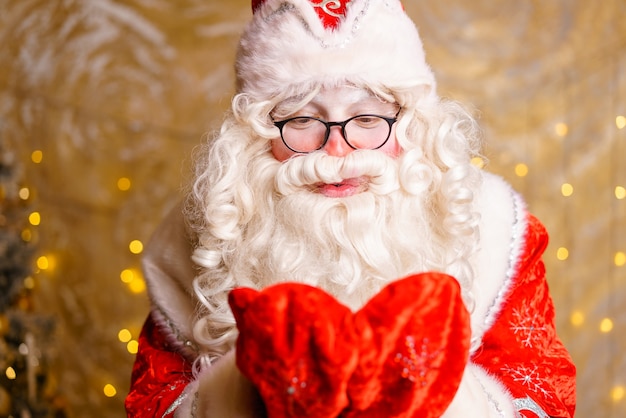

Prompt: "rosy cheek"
[381,135,403,158]
[271,138,295,162]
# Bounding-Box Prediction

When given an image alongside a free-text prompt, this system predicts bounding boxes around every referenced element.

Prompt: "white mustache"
[275,151,400,196]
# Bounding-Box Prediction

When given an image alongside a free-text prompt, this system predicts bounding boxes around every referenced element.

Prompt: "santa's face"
[270,86,402,198]
[190,82,480,354]
[221,86,436,307]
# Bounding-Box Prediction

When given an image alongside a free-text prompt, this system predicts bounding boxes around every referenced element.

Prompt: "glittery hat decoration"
[237,0,436,101]
[252,0,351,29]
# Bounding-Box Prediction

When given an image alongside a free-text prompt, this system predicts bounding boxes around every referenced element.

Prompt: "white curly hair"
[184,80,483,365]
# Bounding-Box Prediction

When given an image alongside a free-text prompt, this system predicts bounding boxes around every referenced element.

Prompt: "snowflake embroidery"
[286,360,308,396]
[394,336,442,386]
[501,365,552,399]
[509,303,547,348]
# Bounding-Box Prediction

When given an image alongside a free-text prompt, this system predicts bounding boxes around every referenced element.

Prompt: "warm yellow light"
[5,367,16,380]
[615,252,626,267]
[471,157,485,169]
[24,276,35,290]
[555,123,568,137]
[28,211,41,226]
[21,229,32,242]
[561,183,574,197]
[600,318,614,333]
[118,329,132,343]
[556,247,569,261]
[127,340,139,354]
[129,240,144,254]
[514,163,528,177]
[570,311,584,327]
[616,186,626,200]
[128,278,146,294]
[611,385,626,402]
[117,177,132,191]
[31,150,43,164]
[120,269,135,283]
[19,187,30,200]
[37,256,50,270]
[616,115,626,130]
[103,384,117,398]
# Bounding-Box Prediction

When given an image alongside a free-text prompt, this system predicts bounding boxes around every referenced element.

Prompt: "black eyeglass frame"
[272,111,400,153]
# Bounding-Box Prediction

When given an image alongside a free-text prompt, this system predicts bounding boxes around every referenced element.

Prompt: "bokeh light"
[515,163,528,177]
[129,240,144,254]
[600,318,614,333]
[561,183,574,197]
[555,122,568,137]
[127,340,139,354]
[28,211,41,226]
[118,329,132,343]
[31,150,43,163]
[570,311,585,327]
[18,187,30,200]
[117,177,132,191]
[103,384,117,398]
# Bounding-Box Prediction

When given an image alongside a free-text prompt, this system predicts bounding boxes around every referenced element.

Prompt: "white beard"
[227,150,443,310]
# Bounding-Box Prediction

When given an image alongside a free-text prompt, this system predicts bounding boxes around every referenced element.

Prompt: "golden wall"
[1,0,625,416]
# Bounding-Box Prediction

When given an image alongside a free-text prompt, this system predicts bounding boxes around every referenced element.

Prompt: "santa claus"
[125,0,576,417]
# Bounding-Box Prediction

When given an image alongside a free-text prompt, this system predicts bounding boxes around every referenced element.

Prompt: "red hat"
[236,0,435,100]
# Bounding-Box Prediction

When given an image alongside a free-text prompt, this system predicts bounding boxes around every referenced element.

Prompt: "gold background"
[1,0,625,416]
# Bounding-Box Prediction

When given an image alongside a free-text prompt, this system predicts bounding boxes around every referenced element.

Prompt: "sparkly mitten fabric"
[229,273,470,418]
[229,282,361,417]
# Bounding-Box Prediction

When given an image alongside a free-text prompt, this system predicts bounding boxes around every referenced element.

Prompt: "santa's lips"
[316,177,366,197]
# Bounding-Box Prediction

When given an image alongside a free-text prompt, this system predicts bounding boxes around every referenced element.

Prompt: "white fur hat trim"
[236,0,436,100]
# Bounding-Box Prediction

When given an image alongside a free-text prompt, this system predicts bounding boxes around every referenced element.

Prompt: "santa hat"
[236,0,436,102]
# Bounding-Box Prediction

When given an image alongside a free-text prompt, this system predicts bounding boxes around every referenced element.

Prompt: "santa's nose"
[323,126,354,157]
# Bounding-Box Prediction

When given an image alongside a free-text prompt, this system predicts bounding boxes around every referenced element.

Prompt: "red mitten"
[229,283,360,418]
[344,273,471,418]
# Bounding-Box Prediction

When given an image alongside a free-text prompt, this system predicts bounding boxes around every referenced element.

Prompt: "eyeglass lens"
[280,115,392,152]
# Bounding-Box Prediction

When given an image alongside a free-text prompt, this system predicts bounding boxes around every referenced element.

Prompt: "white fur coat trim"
[172,350,261,418]
[469,172,528,352]
[443,363,517,417]
[142,202,198,360]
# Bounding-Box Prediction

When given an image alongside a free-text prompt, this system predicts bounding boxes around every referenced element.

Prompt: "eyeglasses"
[273,112,399,153]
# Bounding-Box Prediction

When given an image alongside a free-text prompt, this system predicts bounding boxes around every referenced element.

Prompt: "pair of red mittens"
[229,273,471,418]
